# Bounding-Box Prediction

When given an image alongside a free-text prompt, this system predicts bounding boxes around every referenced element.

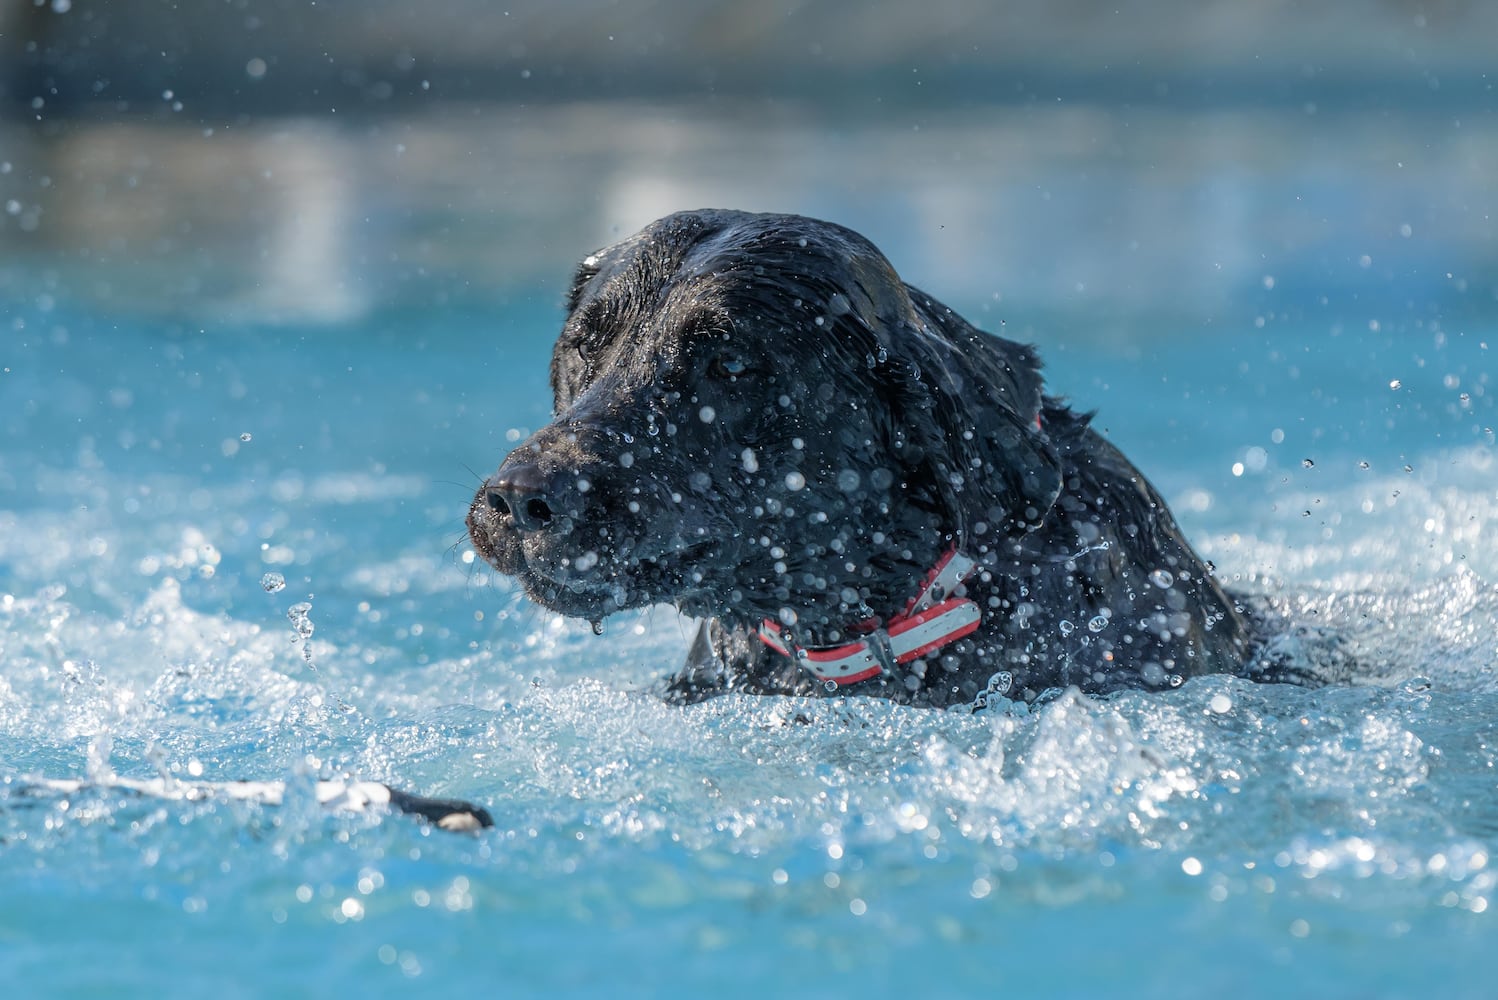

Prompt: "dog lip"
[516,531,721,606]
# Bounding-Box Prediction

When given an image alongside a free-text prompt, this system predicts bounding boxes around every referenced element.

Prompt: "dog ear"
[858,283,1063,543]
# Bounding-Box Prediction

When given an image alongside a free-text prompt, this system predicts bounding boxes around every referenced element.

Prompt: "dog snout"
[484,459,595,533]
[486,461,553,531]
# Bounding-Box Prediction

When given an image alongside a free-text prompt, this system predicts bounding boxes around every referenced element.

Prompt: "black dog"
[468,210,1258,707]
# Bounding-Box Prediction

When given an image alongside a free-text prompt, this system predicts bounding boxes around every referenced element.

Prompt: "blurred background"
[2,0,1494,333]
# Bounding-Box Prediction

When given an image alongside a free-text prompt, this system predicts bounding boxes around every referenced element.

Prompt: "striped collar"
[756,549,981,687]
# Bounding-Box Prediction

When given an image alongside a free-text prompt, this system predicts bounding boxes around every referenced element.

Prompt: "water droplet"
[1301,458,1315,469]
[1087,615,1109,633]
[1358,460,1370,470]
[784,471,806,491]
[1058,620,1075,636]
[240,432,253,443]
[287,602,314,639]
[591,620,605,636]
[260,572,286,593]
[1149,569,1174,589]
[823,680,838,693]
[1389,379,1402,390]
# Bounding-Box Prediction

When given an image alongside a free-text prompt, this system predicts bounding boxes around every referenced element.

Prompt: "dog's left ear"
[858,282,1063,541]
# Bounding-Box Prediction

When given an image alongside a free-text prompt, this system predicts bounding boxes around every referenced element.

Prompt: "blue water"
[3,110,1498,996]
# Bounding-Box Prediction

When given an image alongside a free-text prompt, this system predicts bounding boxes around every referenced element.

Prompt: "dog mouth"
[468,493,723,617]
[525,538,722,619]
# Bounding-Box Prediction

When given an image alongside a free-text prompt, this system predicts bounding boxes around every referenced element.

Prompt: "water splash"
[287,601,317,667]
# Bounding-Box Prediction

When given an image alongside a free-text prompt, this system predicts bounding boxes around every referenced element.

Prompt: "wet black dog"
[468,210,1257,707]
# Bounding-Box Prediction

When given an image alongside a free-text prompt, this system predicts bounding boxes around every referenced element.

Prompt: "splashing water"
[287,600,317,667]
[1,273,1494,997]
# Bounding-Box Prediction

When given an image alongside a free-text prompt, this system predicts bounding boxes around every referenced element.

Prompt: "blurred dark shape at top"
[2,0,1493,118]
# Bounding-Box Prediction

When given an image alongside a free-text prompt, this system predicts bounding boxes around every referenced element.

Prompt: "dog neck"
[753,548,982,687]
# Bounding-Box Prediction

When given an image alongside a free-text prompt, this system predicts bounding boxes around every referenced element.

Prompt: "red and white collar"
[756,549,982,687]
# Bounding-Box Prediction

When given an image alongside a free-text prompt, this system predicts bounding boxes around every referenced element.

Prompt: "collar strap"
[756,550,981,687]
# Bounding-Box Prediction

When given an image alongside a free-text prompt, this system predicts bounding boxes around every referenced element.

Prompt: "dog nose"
[485,461,559,531]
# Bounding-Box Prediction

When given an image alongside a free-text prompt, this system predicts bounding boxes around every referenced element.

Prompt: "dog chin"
[519,571,628,619]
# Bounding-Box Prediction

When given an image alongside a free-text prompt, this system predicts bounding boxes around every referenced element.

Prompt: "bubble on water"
[239,432,252,443]
[1209,693,1233,714]
[591,620,605,636]
[1302,458,1315,469]
[1389,379,1402,390]
[1149,569,1174,589]
[261,572,286,593]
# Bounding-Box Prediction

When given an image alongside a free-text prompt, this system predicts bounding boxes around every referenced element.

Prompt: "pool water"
[2,106,1497,996]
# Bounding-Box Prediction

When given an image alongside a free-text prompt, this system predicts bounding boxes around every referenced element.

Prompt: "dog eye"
[712,356,750,378]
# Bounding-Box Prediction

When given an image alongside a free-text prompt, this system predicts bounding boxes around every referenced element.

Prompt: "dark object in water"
[469,209,1259,706]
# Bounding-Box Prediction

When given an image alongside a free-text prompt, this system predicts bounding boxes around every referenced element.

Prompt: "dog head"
[467,210,1060,633]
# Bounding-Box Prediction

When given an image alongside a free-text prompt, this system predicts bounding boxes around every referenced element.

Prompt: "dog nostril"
[525,498,554,525]
[484,489,510,515]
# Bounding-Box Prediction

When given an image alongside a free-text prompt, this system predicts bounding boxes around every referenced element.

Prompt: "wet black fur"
[468,210,1259,707]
